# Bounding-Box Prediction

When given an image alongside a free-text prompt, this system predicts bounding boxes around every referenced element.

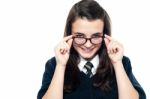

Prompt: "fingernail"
[107,50,109,54]
[104,34,107,37]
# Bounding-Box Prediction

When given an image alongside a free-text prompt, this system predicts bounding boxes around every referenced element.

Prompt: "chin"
[77,48,99,60]
[80,53,96,60]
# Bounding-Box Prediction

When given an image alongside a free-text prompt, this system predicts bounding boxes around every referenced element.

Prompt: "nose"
[84,39,92,47]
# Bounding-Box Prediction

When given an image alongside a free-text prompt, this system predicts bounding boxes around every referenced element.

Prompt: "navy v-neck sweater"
[37,56,146,99]
[63,71,118,99]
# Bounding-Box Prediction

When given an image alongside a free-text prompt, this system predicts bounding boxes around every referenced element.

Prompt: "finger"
[60,48,68,55]
[114,43,123,53]
[107,41,114,54]
[63,40,73,54]
[110,41,121,54]
[63,35,73,42]
[60,46,65,54]
[59,42,67,54]
[104,34,113,41]
[104,38,110,49]
[67,38,73,49]
[64,42,70,53]
[60,49,65,54]
[111,43,118,53]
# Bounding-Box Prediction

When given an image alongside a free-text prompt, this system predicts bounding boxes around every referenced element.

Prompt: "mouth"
[81,48,94,53]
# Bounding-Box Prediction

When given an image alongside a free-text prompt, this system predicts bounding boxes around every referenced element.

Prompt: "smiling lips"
[81,48,94,53]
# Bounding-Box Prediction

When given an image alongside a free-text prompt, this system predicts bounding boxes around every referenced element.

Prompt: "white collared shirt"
[78,55,99,75]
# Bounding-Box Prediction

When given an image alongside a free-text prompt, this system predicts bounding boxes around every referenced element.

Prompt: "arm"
[113,61,139,99]
[42,35,73,99]
[104,34,139,99]
[42,64,66,99]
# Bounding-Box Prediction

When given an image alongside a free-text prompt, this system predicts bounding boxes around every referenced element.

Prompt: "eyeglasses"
[73,35,104,45]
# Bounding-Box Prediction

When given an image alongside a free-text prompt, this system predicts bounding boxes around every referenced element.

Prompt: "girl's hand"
[104,34,124,65]
[54,35,73,67]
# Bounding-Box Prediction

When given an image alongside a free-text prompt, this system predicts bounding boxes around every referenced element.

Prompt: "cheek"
[72,42,78,49]
[72,42,77,48]
[72,43,82,54]
[95,44,101,49]
[92,44,102,54]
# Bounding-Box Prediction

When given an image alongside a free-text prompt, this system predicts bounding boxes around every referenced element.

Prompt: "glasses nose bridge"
[84,38,93,45]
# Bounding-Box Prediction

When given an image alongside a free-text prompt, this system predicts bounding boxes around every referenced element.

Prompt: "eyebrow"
[74,32,84,35]
[74,32,103,35]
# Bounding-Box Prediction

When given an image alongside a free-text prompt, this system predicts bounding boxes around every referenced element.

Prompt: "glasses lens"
[91,37,103,44]
[74,37,86,45]
[73,36,103,45]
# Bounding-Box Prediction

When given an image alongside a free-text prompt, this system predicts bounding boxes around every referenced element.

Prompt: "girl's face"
[72,17,104,60]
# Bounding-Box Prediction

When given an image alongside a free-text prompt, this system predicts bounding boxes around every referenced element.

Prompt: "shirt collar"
[78,55,99,75]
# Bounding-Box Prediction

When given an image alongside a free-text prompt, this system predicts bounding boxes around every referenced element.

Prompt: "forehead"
[72,17,104,35]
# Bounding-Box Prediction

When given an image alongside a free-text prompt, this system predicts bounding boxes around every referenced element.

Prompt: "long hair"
[63,0,114,92]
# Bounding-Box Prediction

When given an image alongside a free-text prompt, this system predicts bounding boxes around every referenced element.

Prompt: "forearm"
[42,64,65,99]
[114,62,139,99]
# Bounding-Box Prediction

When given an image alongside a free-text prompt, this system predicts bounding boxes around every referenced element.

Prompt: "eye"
[74,33,85,38]
[75,35,84,38]
[92,33,103,38]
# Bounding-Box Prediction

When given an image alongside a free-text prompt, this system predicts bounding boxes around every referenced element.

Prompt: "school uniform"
[37,56,146,99]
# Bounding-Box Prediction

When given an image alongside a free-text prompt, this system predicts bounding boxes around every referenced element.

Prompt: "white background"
[0,0,149,99]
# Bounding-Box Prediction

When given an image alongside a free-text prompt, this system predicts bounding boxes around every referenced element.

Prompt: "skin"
[42,17,139,99]
[72,18,104,60]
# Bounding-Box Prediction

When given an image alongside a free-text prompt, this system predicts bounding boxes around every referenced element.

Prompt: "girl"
[38,0,146,99]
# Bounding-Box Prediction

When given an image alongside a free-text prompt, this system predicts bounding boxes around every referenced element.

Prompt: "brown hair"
[63,0,114,92]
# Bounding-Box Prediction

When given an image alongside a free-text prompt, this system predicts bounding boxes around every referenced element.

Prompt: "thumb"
[67,38,73,49]
[104,38,109,49]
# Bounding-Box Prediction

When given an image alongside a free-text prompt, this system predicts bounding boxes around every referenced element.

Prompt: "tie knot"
[84,61,93,71]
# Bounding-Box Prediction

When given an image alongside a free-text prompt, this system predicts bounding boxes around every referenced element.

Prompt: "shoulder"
[122,56,130,63]
[45,57,56,71]
[46,57,56,65]
[122,56,132,74]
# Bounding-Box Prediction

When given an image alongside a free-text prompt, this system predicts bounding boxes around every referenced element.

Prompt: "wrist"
[112,60,122,65]
[112,61,124,71]
[56,64,66,71]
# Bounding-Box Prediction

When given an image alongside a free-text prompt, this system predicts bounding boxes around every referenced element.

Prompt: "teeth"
[83,49,92,52]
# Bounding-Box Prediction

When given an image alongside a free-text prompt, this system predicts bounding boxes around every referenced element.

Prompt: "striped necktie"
[84,61,93,77]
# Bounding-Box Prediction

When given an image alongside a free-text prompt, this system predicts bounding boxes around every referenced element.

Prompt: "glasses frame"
[73,35,104,45]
